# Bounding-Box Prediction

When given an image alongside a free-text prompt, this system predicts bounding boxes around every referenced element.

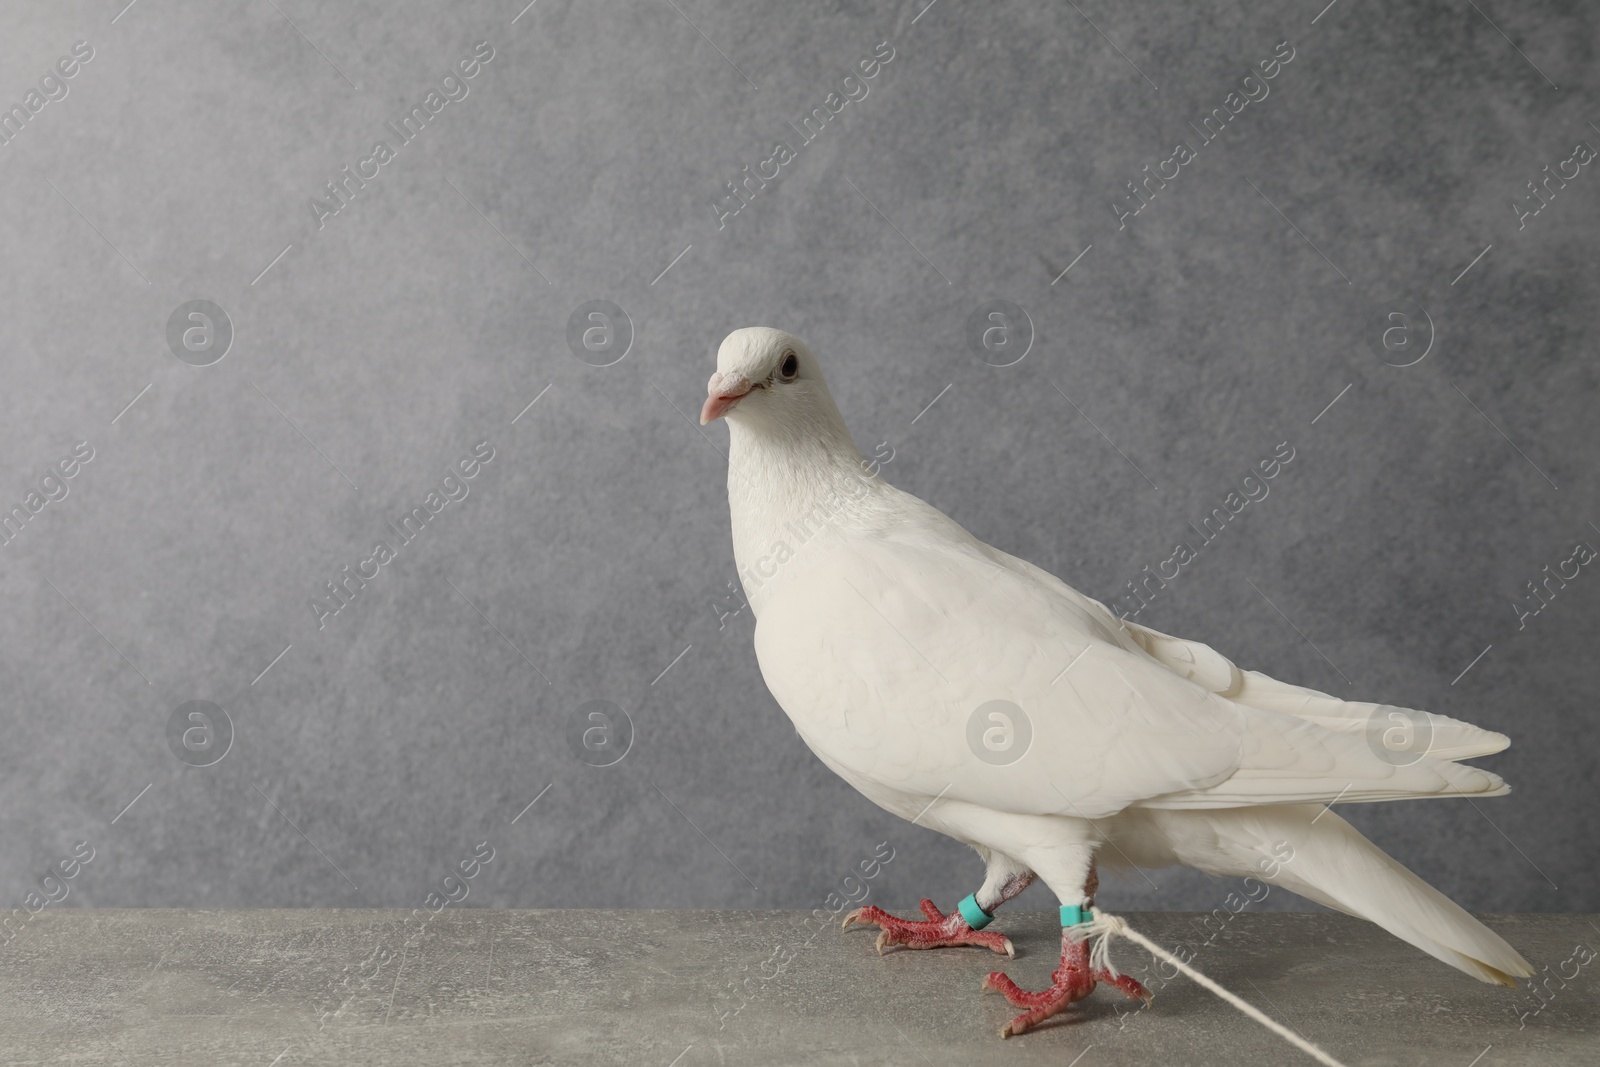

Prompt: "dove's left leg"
[982,859,1151,1038]
[841,848,1033,957]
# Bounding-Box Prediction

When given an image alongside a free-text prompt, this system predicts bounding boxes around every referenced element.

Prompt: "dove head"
[701,328,857,455]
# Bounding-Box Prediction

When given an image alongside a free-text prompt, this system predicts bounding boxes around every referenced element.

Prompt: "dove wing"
[753,526,1243,820]
[754,525,1505,820]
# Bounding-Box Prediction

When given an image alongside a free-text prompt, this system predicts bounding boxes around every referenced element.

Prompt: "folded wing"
[754,524,1505,823]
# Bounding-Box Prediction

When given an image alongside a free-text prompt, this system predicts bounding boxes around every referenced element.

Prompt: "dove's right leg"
[982,856,1151,1038]
[841,848,1033,957]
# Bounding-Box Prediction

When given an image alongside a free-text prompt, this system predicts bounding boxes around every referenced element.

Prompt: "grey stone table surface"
[0,910,1594,1066]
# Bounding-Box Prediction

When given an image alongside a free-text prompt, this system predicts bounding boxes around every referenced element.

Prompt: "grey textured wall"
[2,0,1595,921]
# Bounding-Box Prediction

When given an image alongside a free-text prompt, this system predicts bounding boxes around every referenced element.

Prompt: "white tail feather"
[1148,804,1534,986]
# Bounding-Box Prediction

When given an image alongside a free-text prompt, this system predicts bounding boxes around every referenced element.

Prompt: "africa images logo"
[967,700,1032,766]
[709,41,896,232]
[306,41,496,231]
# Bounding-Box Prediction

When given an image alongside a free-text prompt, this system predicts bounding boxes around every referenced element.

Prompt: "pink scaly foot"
[841,898,1016,958]
[982,927,1151,1038]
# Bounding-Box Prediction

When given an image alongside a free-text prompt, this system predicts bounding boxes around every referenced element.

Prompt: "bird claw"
[1102,970,1154,1005]
[986,936,1017,959]
[984,933,1151,1037]
[840,900,1014,956]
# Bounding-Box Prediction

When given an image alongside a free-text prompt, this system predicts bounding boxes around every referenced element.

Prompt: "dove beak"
[700,374,754,424]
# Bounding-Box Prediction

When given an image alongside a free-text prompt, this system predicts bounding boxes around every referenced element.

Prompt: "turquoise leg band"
[957,893,993,930]
[1059,904,1093,927]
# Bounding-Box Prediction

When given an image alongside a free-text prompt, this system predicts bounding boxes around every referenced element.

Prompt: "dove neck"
[725,415,883,612]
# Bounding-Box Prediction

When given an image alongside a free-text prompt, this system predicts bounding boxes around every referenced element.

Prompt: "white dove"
[701,327,1533,1037]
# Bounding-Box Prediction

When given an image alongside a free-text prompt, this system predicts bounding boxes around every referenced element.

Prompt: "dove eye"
[778,351,799,380]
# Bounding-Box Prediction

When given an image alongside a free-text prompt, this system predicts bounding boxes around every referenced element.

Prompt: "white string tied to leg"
[1064,908,1127,977]
[1066,907,1350,1067]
